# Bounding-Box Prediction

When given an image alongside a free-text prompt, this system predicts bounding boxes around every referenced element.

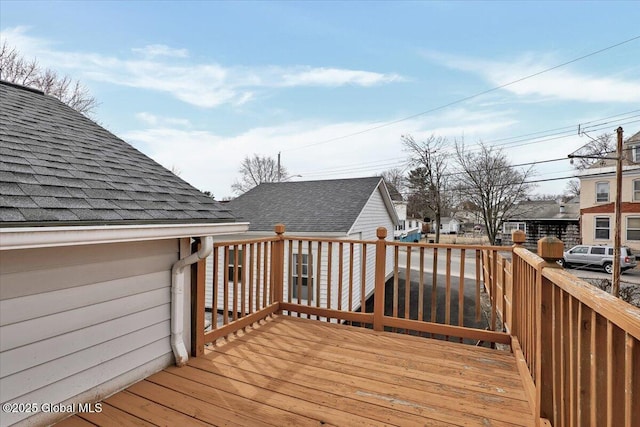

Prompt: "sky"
[1,1,639,200]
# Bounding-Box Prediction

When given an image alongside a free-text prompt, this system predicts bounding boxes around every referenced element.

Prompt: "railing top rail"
[513,246,545,269]
[213,236,280,247]
[283,236,373,245]
[392,241,513,252]
[542,267,640,340]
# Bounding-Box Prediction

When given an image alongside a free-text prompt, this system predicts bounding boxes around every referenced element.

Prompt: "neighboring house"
[501,199,580,250]
[0,81,247,426]
[434,217,461,234]
[577,130,640,252]
[392,200,422,242]
[205,177,399,314]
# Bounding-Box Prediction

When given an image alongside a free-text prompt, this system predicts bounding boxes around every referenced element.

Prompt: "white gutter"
[170,235,213,366]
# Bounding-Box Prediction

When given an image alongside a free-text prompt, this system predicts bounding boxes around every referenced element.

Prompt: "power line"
[283,35,640,153]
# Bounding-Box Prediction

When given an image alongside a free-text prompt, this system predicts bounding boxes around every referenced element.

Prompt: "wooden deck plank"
[105,390,210,427]
[227,323,527,391]
[60,316,536,427]
[76,403,153,426]
[55,416,95,426]
[201,339,532,426]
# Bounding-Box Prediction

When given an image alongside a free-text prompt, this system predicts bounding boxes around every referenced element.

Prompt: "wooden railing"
[192,225,640,426]
[508,232,640,427]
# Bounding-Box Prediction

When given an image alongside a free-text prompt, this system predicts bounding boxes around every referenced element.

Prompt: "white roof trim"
[0,222,250,250]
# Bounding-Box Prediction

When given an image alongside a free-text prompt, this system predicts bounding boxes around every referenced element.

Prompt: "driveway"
[561,265,640,285]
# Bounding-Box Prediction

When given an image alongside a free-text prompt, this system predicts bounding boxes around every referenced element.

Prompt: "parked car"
[559,245,638,273]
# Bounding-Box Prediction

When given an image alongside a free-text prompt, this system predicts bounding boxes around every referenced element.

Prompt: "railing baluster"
[445,248,451,332]
[338,242,343,312]
[326,241,332,322]
[223,247,229,325]
[297,240,303,317]
[248,243,254,315]
[418,246,424,324]
[624,333,634,427]
[240,244,246,318]
[361,243,367,325]
[475,249,481,323]
[405,246,411,327]
[393,245,399,332]
[316,241,322,320]
[307,240,313,319]
[431,247,438,328]
[458,248,465,342]
[212,246,218,331]
[348,242,354,315]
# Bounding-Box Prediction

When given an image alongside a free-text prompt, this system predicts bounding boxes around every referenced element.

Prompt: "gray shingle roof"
[508,199,580,221]
[0,81,235,226]
[228,177,386,233]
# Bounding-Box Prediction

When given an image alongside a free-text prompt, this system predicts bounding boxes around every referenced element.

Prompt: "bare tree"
[570,132,614,170]
[403,134,450,243]
[380,168,405,200]
[455,141,535,245]
[565,179,580,199]
[232,154,289,195]
[0,42,97,115]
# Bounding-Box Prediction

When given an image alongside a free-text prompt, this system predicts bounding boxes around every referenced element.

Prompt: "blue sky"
[2,1,639,199]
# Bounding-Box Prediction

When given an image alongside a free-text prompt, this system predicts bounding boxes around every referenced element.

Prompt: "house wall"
[0,239,181,426]
[580,171,640,208]
[581,212,640,252]
[579,168,640,251]
[502,221,581,252]
[205,187,396,316]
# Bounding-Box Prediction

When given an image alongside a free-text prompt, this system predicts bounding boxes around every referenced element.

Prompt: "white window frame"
[503,222,526,235]
[632,145,640,163]
[596,181,609,203]
[227,247,243,283]
[291,251,313,301]
[594,216,610,240]
[626,216,640,241]
[633,179,640,202]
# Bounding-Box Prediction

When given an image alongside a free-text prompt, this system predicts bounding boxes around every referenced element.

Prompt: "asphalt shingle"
[228,177,384,233]
[0,81,236,226]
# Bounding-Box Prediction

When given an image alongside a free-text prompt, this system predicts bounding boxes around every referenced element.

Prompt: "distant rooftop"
[0,80,235,226]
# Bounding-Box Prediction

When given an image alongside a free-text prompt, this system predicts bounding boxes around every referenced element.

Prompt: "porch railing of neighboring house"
[191,225,640,427]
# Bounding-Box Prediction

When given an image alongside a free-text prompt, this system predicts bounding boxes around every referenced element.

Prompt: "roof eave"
[0,222,250,250]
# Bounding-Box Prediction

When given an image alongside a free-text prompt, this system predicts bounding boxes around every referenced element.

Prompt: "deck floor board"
[59,315,536,426]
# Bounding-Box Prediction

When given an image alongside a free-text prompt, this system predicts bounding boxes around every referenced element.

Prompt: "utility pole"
[612,127,623,297]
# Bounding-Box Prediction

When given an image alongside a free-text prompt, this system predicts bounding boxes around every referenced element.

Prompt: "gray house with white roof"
[0,81,248,426]
[206,177,399,314]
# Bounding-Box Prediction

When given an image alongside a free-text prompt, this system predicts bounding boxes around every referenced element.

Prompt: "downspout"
[170,236,213,366]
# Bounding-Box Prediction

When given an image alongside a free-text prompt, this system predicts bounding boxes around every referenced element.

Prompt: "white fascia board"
[576,164,640,178]
[0,222,250,250]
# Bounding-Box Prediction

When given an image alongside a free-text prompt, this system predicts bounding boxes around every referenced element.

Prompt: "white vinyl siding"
[0,239,179,426]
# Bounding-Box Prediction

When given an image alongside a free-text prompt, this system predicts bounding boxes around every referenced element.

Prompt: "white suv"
[560,245,637,274]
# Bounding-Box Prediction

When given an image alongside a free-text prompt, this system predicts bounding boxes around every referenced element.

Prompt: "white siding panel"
[0,305,170,378]
[1,320,169,402]
[0,270,169,326]
[2,340,171,427]
[0,239,179,427]
[0,287,170,352]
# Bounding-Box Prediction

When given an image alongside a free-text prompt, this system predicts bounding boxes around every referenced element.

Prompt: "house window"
[292,253,313,301]
[595,217,610,240]
[503,222,526,235]
[227,248,243,282]
[627,217,640,241]
[632,145,640,163]
[596,182,609,203]
[634,180,640,201]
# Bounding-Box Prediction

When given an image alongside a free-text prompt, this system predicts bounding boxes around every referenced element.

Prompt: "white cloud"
[131,44,189,58]
[280,67,403,87]
[135,112,191,127]
[1,27,404,108]
[421,50,640,103]
[122,108,520,198]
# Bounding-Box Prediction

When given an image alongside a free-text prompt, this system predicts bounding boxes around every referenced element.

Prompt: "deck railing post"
[536,236,564,422]
[510,230,526,336]
[272,224,286,313]
[373,227,387,331]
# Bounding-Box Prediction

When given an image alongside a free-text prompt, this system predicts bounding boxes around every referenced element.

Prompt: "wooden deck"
[59,315,536,426]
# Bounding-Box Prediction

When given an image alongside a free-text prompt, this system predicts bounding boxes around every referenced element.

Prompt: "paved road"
[561,265,640,284]
[397,246,489,280]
